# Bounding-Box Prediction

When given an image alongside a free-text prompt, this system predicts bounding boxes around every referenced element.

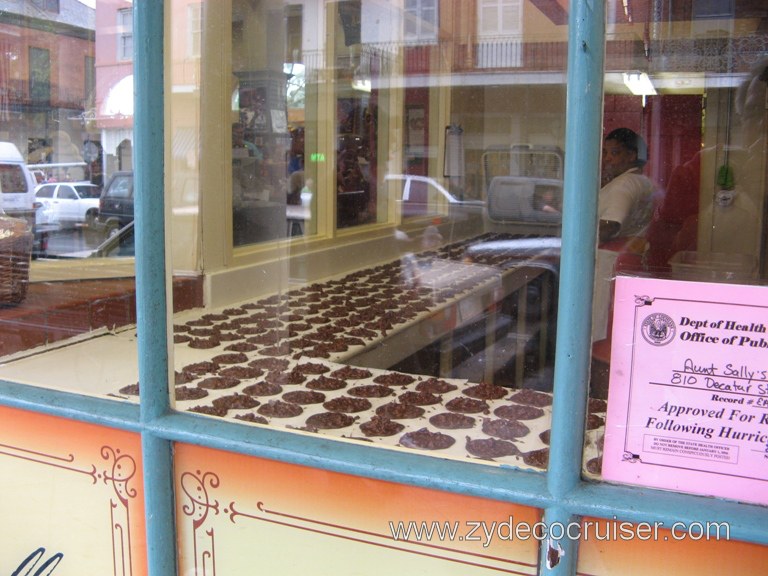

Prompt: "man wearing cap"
[592,128,655,343]
[598,127,654,244]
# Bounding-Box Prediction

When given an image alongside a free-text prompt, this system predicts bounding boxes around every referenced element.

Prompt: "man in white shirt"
[598,128,654,244]
[593,128,654,342]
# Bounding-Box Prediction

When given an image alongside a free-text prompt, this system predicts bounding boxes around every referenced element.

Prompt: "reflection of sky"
[79,0,132,7]
[102,75,133,117]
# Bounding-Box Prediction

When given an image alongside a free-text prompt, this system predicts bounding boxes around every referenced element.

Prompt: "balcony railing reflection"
[0,78,88,110]
[307,33,766,79]
[652,34,768,73]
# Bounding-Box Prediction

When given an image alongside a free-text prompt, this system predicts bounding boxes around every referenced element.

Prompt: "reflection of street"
[42,228,105,258]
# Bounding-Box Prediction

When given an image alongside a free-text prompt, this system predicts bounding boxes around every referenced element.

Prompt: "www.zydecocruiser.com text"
[388,516,731,548]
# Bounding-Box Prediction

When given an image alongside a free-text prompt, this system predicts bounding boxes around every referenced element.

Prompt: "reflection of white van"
[0,142,46,253]
[0,142,38,223]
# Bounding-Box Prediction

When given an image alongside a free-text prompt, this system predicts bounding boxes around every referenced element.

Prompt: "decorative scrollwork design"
[226,500,263,524]
[180,470,221,530]
[654,34,768,74]
[634,294,653,307]
[622,451,640,463]
[101,446,138,506]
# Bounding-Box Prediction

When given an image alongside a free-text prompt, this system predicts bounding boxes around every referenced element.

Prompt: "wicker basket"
[0,216,33,305]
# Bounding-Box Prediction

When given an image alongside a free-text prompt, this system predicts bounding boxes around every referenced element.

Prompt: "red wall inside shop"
[603,94,703,192]
[604,94,705,270]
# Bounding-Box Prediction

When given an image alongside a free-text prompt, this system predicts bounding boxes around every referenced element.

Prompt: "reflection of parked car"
[35,182,101,229]
[384,174,485,219]
[96,171,134,237]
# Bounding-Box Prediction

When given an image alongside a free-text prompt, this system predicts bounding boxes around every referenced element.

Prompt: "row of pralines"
[169,232,530,353]
[171,291,497,353]
[118,357,603,467]
[171,276,495,350]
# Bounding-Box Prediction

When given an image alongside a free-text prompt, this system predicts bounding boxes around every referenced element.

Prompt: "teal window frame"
[0,3,766,575]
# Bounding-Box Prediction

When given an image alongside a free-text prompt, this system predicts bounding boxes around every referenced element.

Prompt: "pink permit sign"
[603,276,768,505]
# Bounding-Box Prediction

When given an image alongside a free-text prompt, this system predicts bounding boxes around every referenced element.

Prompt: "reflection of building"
[355,0,768,192]
[0,0,95,163]
[94,0,134,175]
[345,0,768,255]
[95,0,205,179]
[191,1,768,253]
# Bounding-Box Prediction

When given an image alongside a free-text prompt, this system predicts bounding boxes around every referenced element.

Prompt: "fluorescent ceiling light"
[623,72,657,96]
[352,78,371,92]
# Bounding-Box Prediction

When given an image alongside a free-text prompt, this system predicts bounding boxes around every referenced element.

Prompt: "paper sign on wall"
[603,276,768,505]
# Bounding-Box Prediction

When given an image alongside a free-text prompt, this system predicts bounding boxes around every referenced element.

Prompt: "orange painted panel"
[0,406,146,576]
[175,443,542,575]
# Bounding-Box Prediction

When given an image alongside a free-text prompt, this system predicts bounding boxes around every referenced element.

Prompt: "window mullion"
[547,0,606,499]
[540,0,606,572]
[134,3,176,576]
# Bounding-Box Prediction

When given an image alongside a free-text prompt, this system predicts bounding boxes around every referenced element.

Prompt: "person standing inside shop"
[287,127,305,174]
[598,127,654,245]
[232,123,262,160]
[593,128,654,343]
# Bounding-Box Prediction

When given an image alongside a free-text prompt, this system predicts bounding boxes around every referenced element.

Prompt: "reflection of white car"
[35,182,101,229]
[384,174,485,219]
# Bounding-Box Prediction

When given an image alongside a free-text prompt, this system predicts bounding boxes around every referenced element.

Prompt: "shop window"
[2,0,764,492]
[404,0,438,44]
[28,47,50,103]
[3,0,573,474]
[31,0,59,13]
[84,55,95,110]
[187,3,202,59]
[692,0,735,19]
[2,3,768,574]
[286,4,303,63]
[478,0,522,36]
[0,2,142,395]
[146,0,568,475]
[476,0,523,68]
[338,0,362,47]
[117,8,133,62]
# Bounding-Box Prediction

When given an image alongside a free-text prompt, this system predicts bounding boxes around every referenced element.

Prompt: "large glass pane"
[589,3,768,502]
[0,1,147,388]
[159,0,569,473]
